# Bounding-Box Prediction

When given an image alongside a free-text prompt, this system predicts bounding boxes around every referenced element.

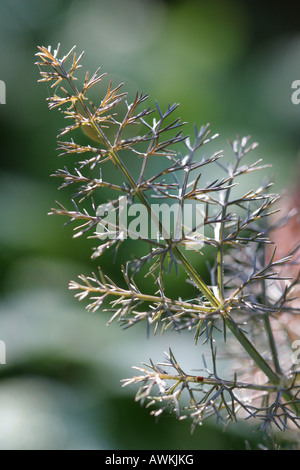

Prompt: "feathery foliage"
[36,44,300,447]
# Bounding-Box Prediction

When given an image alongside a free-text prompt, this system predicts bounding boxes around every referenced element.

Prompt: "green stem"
[224,314,280,385]
[173,246,220,308]
[217,157,241,300]
[151,372,279,392]
[264,314,282,375]
[74,280,215,314]
[225,314,300,415]
[261,222,282,375]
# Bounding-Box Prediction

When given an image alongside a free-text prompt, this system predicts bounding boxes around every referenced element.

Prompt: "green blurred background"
[0,0,299,450]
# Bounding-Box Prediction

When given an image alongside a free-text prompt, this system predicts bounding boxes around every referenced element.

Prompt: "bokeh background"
[0,0,299,450]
